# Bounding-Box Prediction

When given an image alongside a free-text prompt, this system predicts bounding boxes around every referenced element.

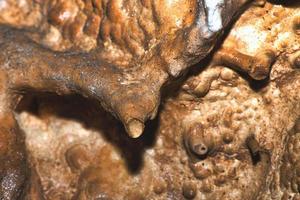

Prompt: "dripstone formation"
[0,0,299,199]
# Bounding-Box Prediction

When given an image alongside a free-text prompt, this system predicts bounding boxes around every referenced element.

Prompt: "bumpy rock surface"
[0,0,255,138]
[0,0,299,200]
[0,1,257,198]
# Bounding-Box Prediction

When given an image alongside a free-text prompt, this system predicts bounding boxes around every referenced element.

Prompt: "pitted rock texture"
[17,61,300,199]
[0,0,256,142]
[0,2,263,198]
[5,1,298,200]
[280,120,300,200]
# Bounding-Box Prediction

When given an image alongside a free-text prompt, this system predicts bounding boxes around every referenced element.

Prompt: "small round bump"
[126,119,145,138]
[214,163,225,174]
[190,161,212,179]
[184,124,215,160]
[153,178,167,195]
[65,144,91,172]
[220,68,236,81]
[182,182,197,199]
[222,132,234,144]
[48,2,74,26]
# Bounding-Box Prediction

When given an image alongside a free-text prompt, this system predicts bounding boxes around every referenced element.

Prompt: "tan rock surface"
[12,1,300,199]
[0,0,299,199]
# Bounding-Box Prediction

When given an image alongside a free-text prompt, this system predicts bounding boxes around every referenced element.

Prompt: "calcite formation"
[0,0,299,200]
[0,0,262,139]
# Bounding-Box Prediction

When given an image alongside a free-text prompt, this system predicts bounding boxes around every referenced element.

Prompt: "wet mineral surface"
[0,0,299,199]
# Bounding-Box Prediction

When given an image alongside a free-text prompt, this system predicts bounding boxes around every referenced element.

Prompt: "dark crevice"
[246,135,261,165]
[16,92,160,174]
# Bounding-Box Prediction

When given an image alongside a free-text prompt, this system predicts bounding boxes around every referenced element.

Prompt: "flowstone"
[0,0,299,199]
